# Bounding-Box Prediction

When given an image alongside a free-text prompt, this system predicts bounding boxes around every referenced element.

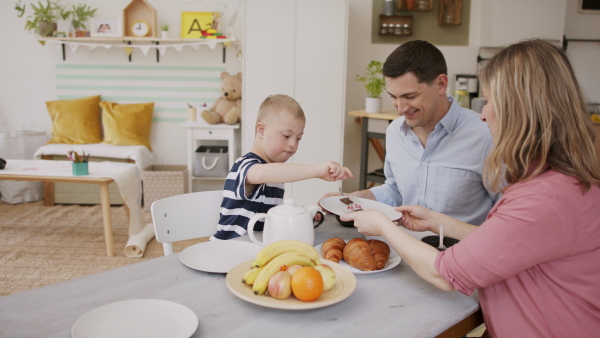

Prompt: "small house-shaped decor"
[123,0,157,37]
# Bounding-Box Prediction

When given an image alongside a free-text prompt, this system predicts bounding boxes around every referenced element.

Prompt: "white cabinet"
[183,122,240,192]
[479,0,567,46]
[243,0,349,205]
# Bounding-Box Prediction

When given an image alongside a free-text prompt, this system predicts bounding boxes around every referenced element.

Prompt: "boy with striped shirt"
[211,94,352,240]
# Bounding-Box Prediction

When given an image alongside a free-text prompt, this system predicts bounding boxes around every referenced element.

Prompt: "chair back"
[151,191,222,255]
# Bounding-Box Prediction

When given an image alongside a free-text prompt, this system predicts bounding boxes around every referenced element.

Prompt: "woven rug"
[0,201,208,297]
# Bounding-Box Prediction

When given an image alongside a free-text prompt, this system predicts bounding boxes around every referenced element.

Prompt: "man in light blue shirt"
[332,40,497,225]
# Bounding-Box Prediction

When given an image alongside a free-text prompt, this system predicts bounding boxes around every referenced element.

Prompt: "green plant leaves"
[356,60,386,98]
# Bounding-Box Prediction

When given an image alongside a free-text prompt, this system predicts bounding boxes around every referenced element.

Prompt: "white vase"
[161,31,168,39]
[365,97,382,114]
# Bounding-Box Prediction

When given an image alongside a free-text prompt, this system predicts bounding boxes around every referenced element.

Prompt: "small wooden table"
[348,109,399,189]
[0,162,131,257]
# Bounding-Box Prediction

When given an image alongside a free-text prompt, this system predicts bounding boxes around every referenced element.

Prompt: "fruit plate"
[180,241,262,273]
[319,196,402,221]
[226,260,356,310]
[314,240,402,275]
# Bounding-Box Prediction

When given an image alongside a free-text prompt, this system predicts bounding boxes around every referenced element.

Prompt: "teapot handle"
[247,213,268,246]
[313,211,324,229]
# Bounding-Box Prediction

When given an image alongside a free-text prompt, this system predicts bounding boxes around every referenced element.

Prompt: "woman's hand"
[341,209,394,236]
[396,205,438,233]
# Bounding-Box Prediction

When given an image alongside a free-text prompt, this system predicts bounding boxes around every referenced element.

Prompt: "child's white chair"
[151,191,222,255]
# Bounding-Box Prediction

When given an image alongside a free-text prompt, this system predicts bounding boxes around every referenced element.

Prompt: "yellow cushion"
[100,101,154,151]
[46,95,102,144]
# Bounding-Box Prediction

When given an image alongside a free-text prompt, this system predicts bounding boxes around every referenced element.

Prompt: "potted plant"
[69,3,97,37]
[356,60,386,113]
[160,23,169,39]
[15,0,70,37]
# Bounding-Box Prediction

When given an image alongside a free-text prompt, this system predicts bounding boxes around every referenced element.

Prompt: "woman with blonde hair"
[342,39,600,337]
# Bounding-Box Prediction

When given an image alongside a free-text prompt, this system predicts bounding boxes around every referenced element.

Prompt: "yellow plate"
[226,259,356,310]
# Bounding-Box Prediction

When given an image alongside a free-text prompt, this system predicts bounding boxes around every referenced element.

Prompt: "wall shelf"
[38,36,236,63]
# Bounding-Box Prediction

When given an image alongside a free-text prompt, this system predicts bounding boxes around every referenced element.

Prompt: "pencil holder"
[72,162,89,176]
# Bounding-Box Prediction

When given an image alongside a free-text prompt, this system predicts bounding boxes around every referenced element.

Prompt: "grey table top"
[0,215,479,338]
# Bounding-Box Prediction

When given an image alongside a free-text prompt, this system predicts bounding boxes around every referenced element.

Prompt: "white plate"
[71,299,198,338]
[319,196,403,221]
[226,259,356,310]
[180,241,262,273]
[314,240,401,275]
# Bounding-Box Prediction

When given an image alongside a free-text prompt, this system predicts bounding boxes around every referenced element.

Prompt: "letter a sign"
[181,12,214,38]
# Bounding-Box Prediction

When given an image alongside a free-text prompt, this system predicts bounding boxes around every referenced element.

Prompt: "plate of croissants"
[315,237,401,275]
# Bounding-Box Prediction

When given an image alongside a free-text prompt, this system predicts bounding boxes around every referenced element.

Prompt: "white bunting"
[68,43,79,53]
[139,46,152,56]
[157,45,168,56]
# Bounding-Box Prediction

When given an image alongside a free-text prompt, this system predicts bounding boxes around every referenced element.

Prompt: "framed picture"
[90,18,122,37]
[579,0,600,13]
[180,12,215,39]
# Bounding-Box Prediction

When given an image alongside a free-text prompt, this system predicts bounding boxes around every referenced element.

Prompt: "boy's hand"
[320,162,353,181]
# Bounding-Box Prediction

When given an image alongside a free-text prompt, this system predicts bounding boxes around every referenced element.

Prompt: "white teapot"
[247,199,324,246]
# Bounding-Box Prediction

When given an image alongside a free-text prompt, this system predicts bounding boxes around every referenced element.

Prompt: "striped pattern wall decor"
[55,63,226,123]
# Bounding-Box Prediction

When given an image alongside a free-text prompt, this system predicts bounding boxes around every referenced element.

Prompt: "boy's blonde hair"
[256,94,305,124]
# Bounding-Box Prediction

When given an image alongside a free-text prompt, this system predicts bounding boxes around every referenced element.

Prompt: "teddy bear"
[201,72,242,125]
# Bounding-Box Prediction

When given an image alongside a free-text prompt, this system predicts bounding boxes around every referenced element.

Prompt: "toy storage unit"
[183,121,240,192]
[142,165,188,211]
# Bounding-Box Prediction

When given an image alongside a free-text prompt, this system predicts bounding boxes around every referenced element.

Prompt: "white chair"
[151,191,222,255]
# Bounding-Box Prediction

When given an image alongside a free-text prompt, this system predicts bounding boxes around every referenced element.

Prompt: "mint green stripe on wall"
[57,95,217,103]
[153,117,187,123]
[56,64,225,72]
[56,75,221,82]
[56,63,225,124]
[57,85,219,92]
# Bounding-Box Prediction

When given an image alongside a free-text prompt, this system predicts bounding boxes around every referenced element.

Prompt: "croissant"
[322,237,346,263]
[343,238,377,271]
[368,239,391,270]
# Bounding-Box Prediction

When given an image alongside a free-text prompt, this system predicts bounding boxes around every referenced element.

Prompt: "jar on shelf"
[394,24,403,35]
[416,0,431,10]
[402,23,412,35]
[380,23,389,35]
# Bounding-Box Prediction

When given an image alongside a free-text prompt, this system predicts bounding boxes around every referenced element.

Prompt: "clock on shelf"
[123,0,157,37]
[132,20,150,37]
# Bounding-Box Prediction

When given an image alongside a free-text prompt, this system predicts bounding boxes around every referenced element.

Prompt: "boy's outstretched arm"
[247,162,353,185]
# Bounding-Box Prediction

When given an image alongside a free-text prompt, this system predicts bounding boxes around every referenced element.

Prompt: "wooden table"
[348,110,399,189]
[0,160,134,257]
[0,216,482,337]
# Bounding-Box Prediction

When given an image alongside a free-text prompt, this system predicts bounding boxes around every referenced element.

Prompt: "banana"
[252,240,321,268]
[242,266,263,285]
[252,252,316,295]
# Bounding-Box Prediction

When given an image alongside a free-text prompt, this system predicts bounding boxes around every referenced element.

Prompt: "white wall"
[564,0,600,103]
[0,0,243,166]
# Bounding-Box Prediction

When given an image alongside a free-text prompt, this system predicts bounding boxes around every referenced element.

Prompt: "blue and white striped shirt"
[211,152,284,240]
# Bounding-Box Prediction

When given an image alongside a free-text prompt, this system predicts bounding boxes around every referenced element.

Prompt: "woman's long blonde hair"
[479,39,600,193]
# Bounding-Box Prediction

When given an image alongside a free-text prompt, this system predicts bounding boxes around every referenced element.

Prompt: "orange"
[291,266,324,302]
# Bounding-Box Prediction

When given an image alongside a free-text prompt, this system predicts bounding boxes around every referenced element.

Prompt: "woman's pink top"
[436,170,600,337]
